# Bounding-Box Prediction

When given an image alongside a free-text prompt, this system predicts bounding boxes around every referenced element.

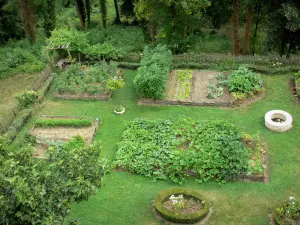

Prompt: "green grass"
[26,70,300,225]
[0,73,40,132]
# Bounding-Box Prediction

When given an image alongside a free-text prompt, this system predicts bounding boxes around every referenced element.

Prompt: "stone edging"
[54,93,110,101]
[153,206,213,225]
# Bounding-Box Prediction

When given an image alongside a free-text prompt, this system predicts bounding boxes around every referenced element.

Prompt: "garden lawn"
[32,70,300,225]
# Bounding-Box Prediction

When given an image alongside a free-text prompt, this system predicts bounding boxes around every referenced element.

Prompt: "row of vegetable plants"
[176,70,193,101]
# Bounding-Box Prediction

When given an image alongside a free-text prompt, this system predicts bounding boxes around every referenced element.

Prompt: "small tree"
[0,136,108,224]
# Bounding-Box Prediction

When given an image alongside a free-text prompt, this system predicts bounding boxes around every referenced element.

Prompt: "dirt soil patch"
[31,115,99,158]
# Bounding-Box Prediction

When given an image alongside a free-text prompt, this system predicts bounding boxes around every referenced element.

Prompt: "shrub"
[107,78,125,93]
[153,188,210,224]
[134,45,172,99]
[35,119,93,128]
[273,197,300,225]
[15,90,38,108]
[228,66,263,94]
[115,119,259,184]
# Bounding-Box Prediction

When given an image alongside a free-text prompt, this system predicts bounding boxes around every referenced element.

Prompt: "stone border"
[54,93,110,101]
[153,206,213,225]
[269,214,276,225]
[265,110,293,132]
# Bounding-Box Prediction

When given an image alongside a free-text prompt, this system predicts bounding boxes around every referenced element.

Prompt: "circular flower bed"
[153,188,211,224]
[273,197,300,225]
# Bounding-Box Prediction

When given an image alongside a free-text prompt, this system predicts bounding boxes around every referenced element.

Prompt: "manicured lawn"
[35,70,300,225]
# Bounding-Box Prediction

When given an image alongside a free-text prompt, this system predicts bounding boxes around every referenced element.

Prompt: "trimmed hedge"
[153,188,211,224]
[35,119,93,128]
[5,108,33,142]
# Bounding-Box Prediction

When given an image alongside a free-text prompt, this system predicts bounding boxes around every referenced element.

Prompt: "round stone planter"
[265,110,293,132]
[114,106,125,115]
[153,188,212,224]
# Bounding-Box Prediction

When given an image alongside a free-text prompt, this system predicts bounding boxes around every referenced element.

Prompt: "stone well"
[265,110,293,132]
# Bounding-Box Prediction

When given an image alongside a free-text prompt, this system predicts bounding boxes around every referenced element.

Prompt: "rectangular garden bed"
[139,70,234,107]
[31,115,99,157]
[54,92,110,100]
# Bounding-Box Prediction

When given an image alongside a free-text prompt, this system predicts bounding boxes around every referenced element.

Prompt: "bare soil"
[32,126,96,144]
[163,197,201,214]
[166,70,232,104]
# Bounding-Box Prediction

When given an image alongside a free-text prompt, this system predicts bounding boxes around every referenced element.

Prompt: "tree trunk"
[75,0,86,30]
[232,0,240,55]
[85,0,91,28]
[99,0,107,28]
[243,6,252,55]
[150,23,157,42]
[113,0,121,24]
[252,1,262,55]
[20,0,36,42]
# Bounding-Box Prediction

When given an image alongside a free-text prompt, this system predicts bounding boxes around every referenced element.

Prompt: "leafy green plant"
[273,197,300,225]
[232,92,247,101]
[115,119,262,184]
[15,90,38,108]
[228,66,263,94]
[207,76,224,99]
[176,69,193,100]
[35,118,93,128]
[54,62,116,96]
[134,45,172,99]
[107,78,125,93]
[0,136,108,225]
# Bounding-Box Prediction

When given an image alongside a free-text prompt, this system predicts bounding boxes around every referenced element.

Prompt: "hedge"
[35,119,93,128]
[5,108,33,142]
[153,188,211,224]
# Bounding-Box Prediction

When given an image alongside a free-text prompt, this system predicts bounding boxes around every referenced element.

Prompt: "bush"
[35,118,93,128]
[228,66,263,94]
[5,108,33,142]
[0,39,46,78]
[273,197,300,225]
[134,45,172,99]
[15,90,38,108]
[153,188,210,224]
[115,119,259,184]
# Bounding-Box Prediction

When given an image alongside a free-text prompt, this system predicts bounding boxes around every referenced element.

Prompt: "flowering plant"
[274,197,300,225]
[15,90,38,108]
[169,194,185,211]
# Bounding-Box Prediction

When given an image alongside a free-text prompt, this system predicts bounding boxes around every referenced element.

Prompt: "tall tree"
[113,0,121,24]
[207,0,232,29]
[243,5,252,55]
[19,0,36,42]
[44,0,56,37]
[120,0,135,17]
[232,0,240,55]
[85,0,91,27]
[75,0,86,29]
[99,0,107,28]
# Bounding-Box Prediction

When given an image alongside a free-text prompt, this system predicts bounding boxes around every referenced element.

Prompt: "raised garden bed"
[291,76,300,103]
[54,93,110,100]
[153,188,212,224]
[31,115,99,157]
[115,119,269,184]
[138,70,264,107]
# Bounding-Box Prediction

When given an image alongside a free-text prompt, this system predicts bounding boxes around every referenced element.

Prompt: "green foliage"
[15,90,38,108]
[46,28,89,52]
[0,136,108,224]
[5,108,33,142]
[107,77,125,92]
[176,70,193,100]
[35,118,93,128]
[0,39,46,78]
[54,62,116,95]
[134,45,172,99]
[207,75,224,99]
[153,188,210,224]
[273,197,300,225]
[115,119,261,184]
[228,67,263,94]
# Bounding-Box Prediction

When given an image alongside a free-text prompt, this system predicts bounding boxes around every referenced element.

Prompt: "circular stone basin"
[265,110,293,132]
